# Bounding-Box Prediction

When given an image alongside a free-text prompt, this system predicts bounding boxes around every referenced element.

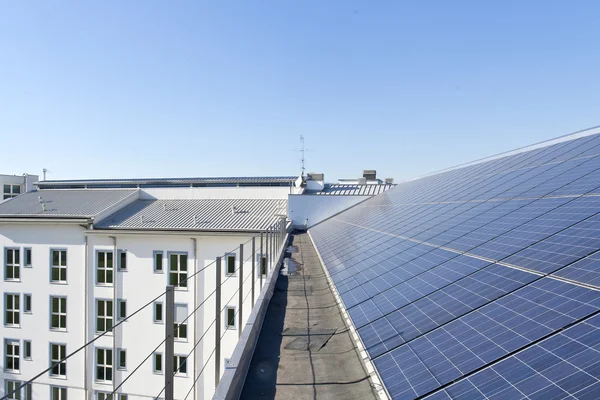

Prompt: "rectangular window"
[95,348,113,382]
[5,339,20,372]
[174,355,187,376]
[97,393,126,400]
[169,253,188,288]
[225,254,236,276]
[153,353,163,373]
[154,251,163,272]
[51,386,67,400]
[96,251,114,285]
[51,250,67,283]
[118,300,127,320]
[24,294,32,313]
[118,250,127,271]
[5,380,32,400]
[118,349,127,370]
[260,255,267,276]
[153,302,163,323]
[24,340,32,359]
[3,184,21,200]
[96,300,113,333]
[50,343,67,377]
[5,294,20,326]
[225,307,236,330]
[5,248,21,281]
[24,248,32,267]
[174,304,188,340]
[50,296,67,330]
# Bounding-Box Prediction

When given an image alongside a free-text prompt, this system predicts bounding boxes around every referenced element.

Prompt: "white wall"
[141,186,302,200]
[287,194,369,228]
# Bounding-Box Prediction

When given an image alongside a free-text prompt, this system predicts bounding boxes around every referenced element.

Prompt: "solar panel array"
[309,130,600,399]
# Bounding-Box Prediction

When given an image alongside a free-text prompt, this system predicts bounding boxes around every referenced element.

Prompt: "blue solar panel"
[309,129,600,399]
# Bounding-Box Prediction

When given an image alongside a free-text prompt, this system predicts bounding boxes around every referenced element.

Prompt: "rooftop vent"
[385,178,394,184]
[363,170,377,180]
[358,177,367,185]
[307,172,324,181]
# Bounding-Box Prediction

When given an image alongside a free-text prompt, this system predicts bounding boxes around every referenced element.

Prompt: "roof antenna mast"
[300,135,306,178]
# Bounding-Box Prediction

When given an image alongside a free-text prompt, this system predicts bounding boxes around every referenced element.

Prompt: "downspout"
[84,234,89,400]
[192,237,198,400]
[110,235,117,395]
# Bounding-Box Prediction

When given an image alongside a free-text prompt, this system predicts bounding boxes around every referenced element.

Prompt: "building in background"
[0,174,39,201]
[0,177,299,400]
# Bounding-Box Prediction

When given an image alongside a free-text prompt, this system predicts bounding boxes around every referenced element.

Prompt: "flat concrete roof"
[241,232,378,399]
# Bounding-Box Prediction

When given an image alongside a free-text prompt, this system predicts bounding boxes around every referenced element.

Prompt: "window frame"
[4,293,21,327]
[50,249,68,284]
[5,380,32,400]
[5,247,21,281]
[49,342,67,378]
[118,249,127,271]
[174,354,188,376]
[50,385,67,400]
[24,340,32,360]
[4,338,20,373]
[118,299,127,320]
[168,252,188,289]
[24,293,32,313]
[153,352,163,374]
[3,184,22,200]
[153,251,164,273]
[225,253,236,276]
[95,299,114,334]
[24,247,32,268]
[49,296,67,331]
[96,250,114,286]
[95,347,113,383]
[174,303,188,341]
[153,302,163,324]
[117,348,127,370]
[257,253,268,276]
[225,306,236,330]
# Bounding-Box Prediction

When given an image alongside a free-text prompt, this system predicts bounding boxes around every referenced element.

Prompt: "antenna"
[300,135,305,178]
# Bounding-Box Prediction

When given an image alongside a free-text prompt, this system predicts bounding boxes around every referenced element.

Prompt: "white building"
[0,177,300,400]
[0,174,39,201]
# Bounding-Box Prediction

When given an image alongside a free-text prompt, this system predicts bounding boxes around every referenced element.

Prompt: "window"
[96,348,113,382]
[51,250,67,283]
[174,304,188,340]
[153,302,163,323]
[96,251,114,285]
[50,343,66,377]
[96,300,113,333]
[118,300,127,320]
[153,352,163,373]
[225,254,236,276]
[5,248,20,280]
[5,380,32,400]
[24,294,32,313]
[24,248,32,267]
[169,253,187,288]
[118,349,127,370]
[118,250,127,271]
[225,307,236,330]
[5,294,20,326]
[50,296,67,330]
[3,184,21,200]
[97,393,127,400]
[174,355,187,376]
[51,386,67,400]
[154,251,163,272]
[24,340,31,359]
[5,339,20,372]
[260,255,267,276]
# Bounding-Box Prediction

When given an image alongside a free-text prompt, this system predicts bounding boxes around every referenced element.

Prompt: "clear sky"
[1,1,599,183]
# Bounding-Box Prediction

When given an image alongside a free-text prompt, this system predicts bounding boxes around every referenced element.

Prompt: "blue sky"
[1,1,599,182]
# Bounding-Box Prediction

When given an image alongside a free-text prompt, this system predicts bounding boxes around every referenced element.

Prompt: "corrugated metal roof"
[0,189,138,218]
[309,184,395,196]
[37,176,298,189]
[95,198,288,231]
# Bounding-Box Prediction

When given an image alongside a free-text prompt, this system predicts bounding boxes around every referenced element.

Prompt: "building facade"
[0,178,297,400]
[0,174,39,201]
